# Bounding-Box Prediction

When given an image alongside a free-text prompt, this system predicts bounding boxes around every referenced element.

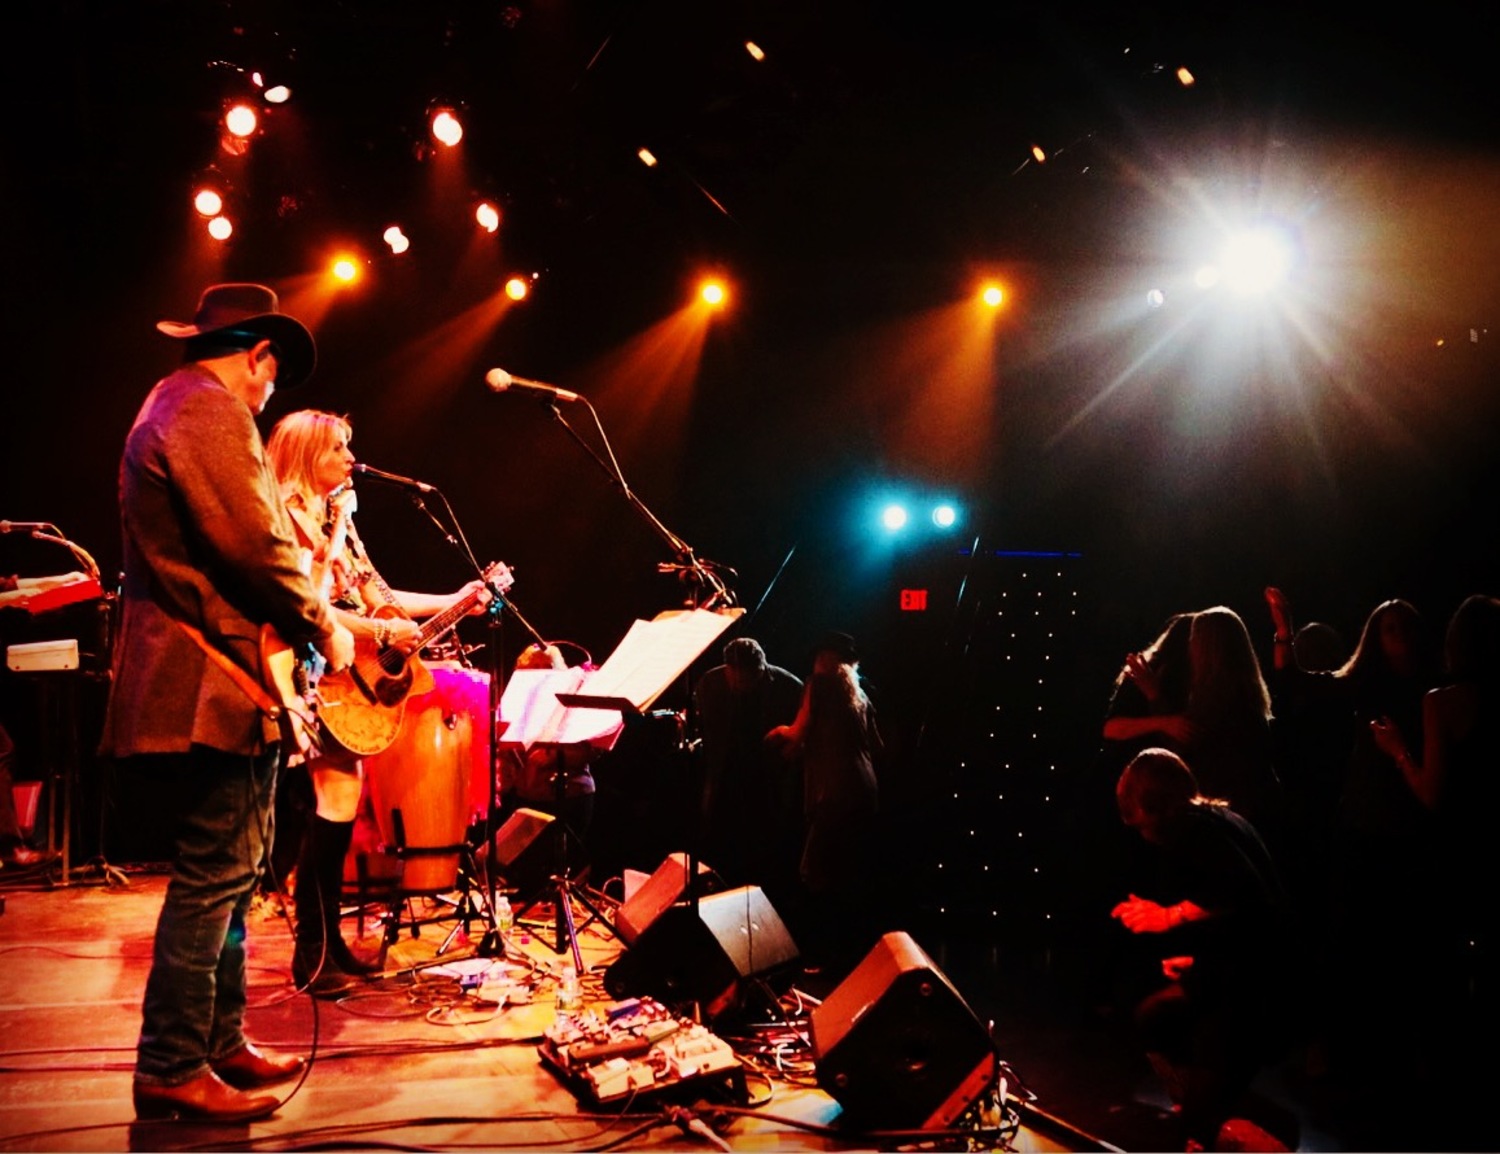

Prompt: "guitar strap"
[174,618,319,751]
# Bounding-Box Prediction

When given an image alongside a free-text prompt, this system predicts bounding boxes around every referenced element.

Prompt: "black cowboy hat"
[157,283,317,389]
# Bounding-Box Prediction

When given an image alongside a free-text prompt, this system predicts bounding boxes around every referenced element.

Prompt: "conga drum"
[363,663,476,893]
[421,662,493,825]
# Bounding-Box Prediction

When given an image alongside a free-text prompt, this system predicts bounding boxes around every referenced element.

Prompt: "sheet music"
[498,667,625,749]
[579,607,743,712]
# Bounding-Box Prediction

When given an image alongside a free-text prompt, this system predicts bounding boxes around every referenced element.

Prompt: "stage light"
[193,188,224,217]
[249,72,291,103]
[932,504,959,528]
[331,257,361,283]
[745,41,766,61]
[505,276,529,301]
[1218,224,1298,296]
[881,504,909,531]
[431,109,463,147]
[981,284,1005,308]
[224,103,258,138]
[207,216,233,241]
[476,202,500,233]
[1031,145,1046,164]
[383,225,410,255]
[699,280,727,307]
[1176,66,1196,87]
[637,147,658,167]
[1146,288,1165,308]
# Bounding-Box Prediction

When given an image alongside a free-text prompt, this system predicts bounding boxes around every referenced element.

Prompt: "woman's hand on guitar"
[453,580,492,615]
[459,563,513,615]
[387,617,425,653]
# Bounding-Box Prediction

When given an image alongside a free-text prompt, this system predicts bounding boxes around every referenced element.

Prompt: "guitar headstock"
[483,560,516,595]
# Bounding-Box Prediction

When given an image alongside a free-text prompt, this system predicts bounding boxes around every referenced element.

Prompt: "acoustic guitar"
[316,560,512,757]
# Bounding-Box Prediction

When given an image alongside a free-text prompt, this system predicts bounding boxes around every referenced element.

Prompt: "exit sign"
[900,588,929,611]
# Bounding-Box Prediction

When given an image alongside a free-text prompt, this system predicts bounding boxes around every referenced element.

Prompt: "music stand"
[496,666,623,967]
[554,606,742,925]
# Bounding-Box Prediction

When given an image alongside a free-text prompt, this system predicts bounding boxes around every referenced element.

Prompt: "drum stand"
[375,808,495,951]
[511,748,619,974]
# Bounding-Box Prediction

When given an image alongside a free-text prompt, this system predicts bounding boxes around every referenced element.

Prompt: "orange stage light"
[431,109,463,147]
[224,104,258,138]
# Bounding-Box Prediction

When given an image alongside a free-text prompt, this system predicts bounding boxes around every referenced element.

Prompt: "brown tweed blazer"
[100,365,336,758]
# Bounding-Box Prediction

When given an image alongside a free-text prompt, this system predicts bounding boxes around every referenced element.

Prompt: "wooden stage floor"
[0,868,1106,1153]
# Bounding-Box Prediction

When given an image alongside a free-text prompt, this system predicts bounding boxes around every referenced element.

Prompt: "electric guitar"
[316,560,513,756]
[259,627,325,761]
[256,487,359,761]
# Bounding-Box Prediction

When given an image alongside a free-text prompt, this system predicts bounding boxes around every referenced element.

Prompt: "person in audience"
[1267,589,1440,1097]
[1368,592,1500,1127]
[1111,747,1291,1151]
[1102,606,1283,835]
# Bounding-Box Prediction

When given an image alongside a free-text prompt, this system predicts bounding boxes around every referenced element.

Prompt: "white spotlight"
[1219,225,1297,296]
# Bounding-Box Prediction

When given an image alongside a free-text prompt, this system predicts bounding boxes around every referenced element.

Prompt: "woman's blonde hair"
[266,409,352,510]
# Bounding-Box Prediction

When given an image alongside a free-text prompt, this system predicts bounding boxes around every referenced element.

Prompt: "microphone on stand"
[351,463,436,493]
[484,368,581,403]
[0,521,60,534]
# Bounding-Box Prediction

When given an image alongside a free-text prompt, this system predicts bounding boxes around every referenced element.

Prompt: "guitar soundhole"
[375,674,410,708]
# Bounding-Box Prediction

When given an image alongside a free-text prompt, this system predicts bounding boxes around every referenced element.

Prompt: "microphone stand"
[399,484,546,957]
[540,398,738,612]
[539,396,737,924]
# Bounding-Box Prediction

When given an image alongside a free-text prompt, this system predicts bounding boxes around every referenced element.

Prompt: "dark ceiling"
[3,0,1498,672]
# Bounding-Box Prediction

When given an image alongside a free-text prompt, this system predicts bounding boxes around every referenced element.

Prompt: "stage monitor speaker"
[494,807,554,895]
[604,885,799,1010]
[615,852,720,944]
[811,931,998,1132]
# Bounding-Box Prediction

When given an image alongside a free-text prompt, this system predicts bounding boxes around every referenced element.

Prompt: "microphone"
[351,463,435,493]
[484,368,581,403]
[0,521,59,534]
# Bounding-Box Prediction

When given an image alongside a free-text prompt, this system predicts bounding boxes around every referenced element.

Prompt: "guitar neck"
[414,578,490,648]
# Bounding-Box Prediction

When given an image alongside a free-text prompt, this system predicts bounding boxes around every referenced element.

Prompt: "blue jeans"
[134,746,278,1085]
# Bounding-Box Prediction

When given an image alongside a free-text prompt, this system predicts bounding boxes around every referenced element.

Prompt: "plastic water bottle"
[495,893,514,948]
[556,963,582,1021]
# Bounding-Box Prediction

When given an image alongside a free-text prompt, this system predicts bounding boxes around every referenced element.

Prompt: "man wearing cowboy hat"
[101,283,355,1122]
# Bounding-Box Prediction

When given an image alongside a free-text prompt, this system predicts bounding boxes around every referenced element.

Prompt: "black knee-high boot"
[292,816,364,997]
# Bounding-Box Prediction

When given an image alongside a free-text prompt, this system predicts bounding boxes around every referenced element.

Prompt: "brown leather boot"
[132,1070,278,1121]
